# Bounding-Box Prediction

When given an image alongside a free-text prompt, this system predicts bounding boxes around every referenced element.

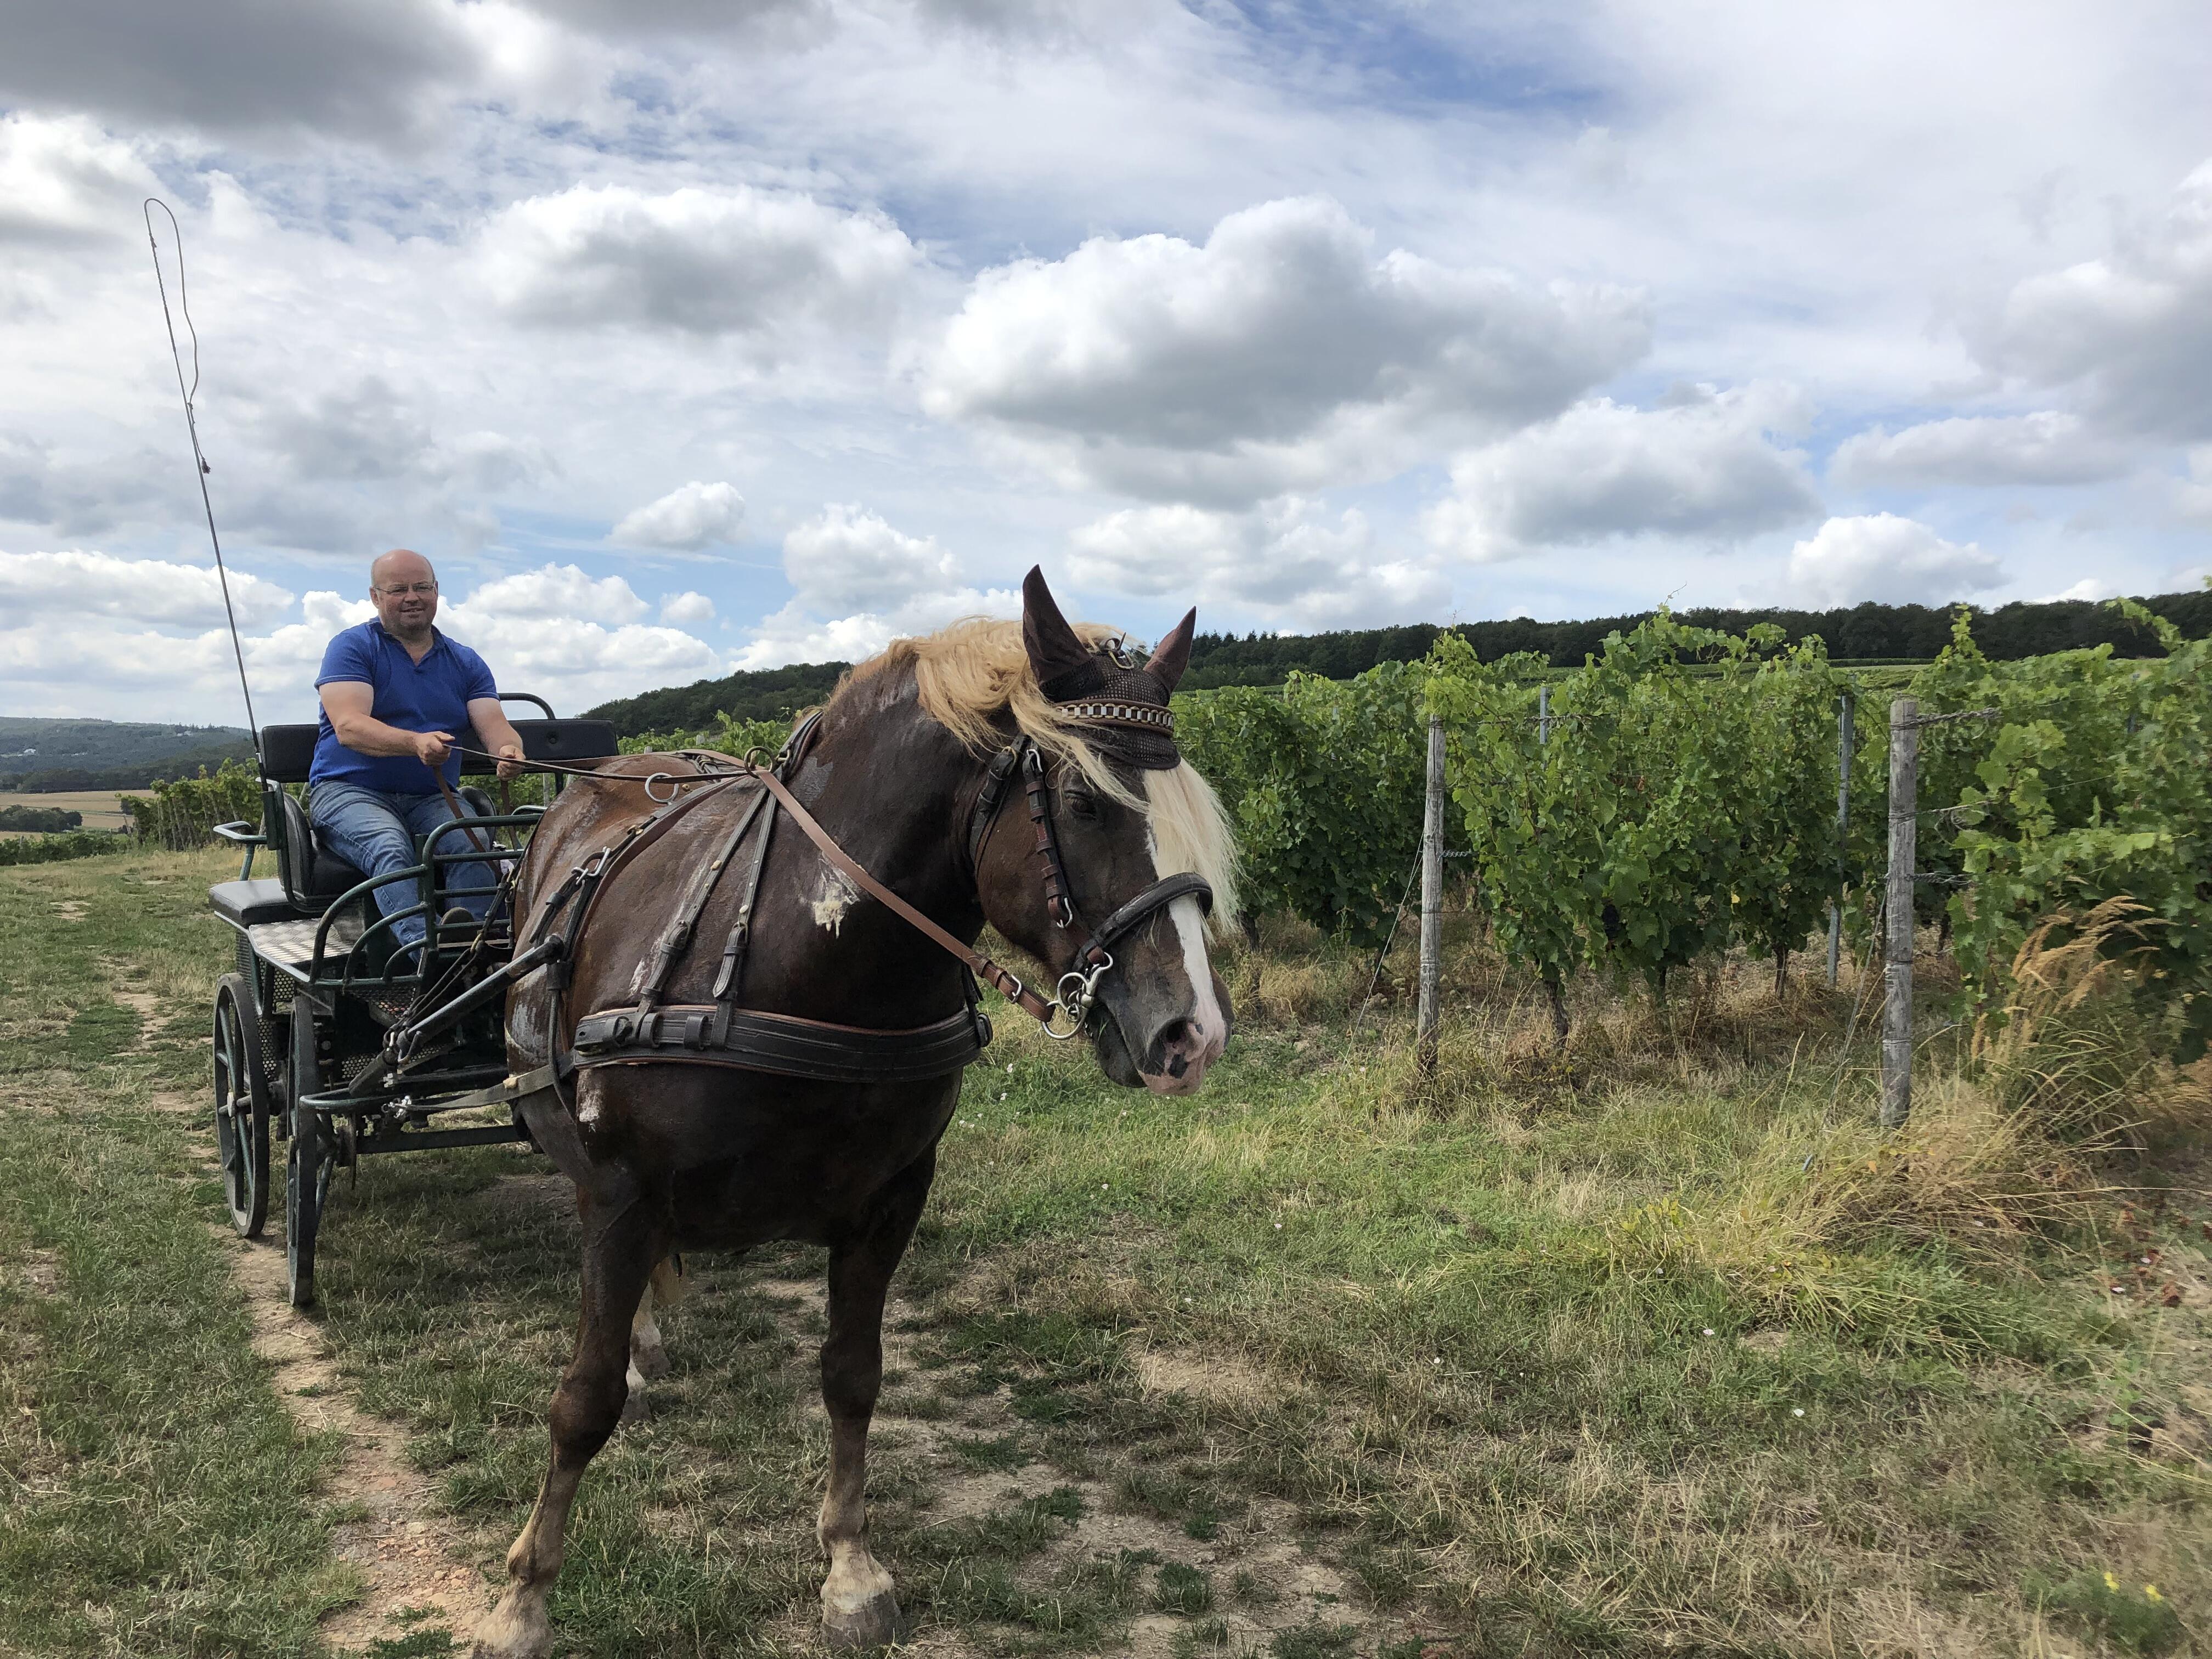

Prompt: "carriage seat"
[260,725,370,910]
[209,878,300,929]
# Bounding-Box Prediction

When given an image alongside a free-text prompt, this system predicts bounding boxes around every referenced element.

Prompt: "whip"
[144,197,262,764]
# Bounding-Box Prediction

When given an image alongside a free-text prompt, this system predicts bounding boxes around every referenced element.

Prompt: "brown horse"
[471,572,1237,1657]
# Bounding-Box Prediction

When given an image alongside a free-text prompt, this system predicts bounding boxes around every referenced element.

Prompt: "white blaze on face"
[1147,817,1224,1052]
[1167,893,1224,1047]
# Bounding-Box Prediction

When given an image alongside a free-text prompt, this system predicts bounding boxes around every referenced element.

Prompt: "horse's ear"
[1022,566,1097,696]
[1148,607,1197,693]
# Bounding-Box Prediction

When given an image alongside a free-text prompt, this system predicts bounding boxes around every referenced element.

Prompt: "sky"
[2,0,2210,724]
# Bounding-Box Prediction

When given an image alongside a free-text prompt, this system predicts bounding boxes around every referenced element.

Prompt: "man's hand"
[411,730,455,768]
[495,741,524,780]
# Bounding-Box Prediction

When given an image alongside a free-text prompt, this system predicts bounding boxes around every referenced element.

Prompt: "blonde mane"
[837,617,1239,932]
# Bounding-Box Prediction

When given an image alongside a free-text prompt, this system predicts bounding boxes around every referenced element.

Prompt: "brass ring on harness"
[643,772,678,804]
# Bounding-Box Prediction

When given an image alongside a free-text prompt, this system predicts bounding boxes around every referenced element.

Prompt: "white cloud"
[0,1,485,142]
[2175,447,2212,525]
[708,504,1001,669]
[1829,411,2131,487]
[1786,514,2006,608]
[780,503,959,614]
[479,184,918,345]
[1068,496,1448,627]
[921,195,1650,504]
[1970,159,2212,442]
[0,548,295,628]
[452,563,649,624]
[0,113,159,245]
[7,3,2212,716]
[443,612,723,709]
[660,589,715,624]
[731,586,1019,670]
[1423,385,1820,562]
[0,586,369,724]
[2039,577,2118,602]
[610,481,748,551]
[519,0,830,42]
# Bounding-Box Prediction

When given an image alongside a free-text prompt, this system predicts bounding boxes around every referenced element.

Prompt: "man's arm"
[321,681,455,768]
[467,698,527,780]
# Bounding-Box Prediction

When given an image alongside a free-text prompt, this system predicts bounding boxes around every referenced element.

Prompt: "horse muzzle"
[1137,1013,1226,1096]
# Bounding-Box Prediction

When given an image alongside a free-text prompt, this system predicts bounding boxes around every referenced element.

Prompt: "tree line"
[1178,588,2212,689]
[582,589,2212,736]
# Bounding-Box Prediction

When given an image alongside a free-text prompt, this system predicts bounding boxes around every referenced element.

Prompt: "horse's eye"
[1066,791,1099,821]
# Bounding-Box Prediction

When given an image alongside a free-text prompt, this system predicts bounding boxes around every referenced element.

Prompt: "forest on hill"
[0,718,256,793]
[583,588,2212,736]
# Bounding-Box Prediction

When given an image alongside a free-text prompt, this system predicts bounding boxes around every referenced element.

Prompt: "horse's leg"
[818,1148,935,1649]
[622,1254,686,1420]
[472,1181,661,1659]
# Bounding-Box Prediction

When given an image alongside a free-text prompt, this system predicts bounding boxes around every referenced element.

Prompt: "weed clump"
[1978,898,2212,1153]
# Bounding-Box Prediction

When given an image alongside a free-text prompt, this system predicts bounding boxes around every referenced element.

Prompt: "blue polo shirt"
[310,620,496,794]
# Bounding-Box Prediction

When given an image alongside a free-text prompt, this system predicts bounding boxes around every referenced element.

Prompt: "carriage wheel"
[285,1002,335,1308]
[212,974,270,1237]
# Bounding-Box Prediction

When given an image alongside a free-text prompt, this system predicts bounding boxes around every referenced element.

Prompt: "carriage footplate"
[247,913,364,970]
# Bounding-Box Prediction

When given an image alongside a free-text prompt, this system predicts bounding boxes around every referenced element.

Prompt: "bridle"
[964,737,1214,1039]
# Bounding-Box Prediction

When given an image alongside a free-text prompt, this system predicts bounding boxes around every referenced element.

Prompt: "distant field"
[0,789,133,835]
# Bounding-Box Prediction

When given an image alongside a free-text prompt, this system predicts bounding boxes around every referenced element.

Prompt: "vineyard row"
[1177,602,2212,1060]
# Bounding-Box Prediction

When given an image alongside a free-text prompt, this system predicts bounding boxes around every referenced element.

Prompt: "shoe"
[440,906,477,929]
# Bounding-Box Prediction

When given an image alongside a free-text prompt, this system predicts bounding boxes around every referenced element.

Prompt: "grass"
[0,847,349,1657]
[4,850,2211,1656]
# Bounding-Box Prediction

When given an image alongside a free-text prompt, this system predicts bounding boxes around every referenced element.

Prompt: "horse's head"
[970,570,1237,1096]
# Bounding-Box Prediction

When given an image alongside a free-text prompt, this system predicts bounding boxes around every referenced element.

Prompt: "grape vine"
[1176,595,2211,1058]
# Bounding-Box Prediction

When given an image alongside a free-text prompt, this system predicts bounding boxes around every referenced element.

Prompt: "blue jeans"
[308,780,500,950]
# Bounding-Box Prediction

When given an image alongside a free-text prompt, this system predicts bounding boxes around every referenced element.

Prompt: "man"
[309,549,526,957]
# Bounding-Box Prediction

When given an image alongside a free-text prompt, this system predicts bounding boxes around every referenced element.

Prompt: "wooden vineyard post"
[1881,697,1917,1128]
[1826,691,1853,987]
[1538,682,1551,748]
[1417,714,1444,1077]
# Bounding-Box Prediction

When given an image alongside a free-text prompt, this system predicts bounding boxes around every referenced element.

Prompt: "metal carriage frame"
[206,697,619,1306]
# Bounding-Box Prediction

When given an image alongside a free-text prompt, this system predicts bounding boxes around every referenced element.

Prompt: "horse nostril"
[1153,1018,1201,1077]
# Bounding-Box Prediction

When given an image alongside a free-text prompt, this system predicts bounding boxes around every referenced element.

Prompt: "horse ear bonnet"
[1020,566,1188,771]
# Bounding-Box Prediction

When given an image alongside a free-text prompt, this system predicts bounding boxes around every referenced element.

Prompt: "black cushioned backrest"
[261,724,320,784]
[278,790,367,903]
[276,790,317,901]
[459,718,621,775]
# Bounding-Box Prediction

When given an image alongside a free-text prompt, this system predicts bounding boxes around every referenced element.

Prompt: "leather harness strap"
[435,770,492,855]
[743,763,1059,1025]
[515,711,1215,1090]
[572,1002,986,1083]
[1023,746,1080,933]
[635,785,770,1014]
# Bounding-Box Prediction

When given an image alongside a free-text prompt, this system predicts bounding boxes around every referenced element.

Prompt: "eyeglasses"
[376,582,438,596]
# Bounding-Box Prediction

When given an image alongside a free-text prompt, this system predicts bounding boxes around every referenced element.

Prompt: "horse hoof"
[821,1583,900,1649]
[619,1389,649,1425]
[469,1593,552,1659]
[633,1339,670,1381]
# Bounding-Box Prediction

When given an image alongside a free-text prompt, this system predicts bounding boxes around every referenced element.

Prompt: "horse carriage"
[205,695,618,1307]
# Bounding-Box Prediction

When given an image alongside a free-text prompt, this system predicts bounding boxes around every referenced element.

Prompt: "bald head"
[369,549,440,644]
[371,548,436,589]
